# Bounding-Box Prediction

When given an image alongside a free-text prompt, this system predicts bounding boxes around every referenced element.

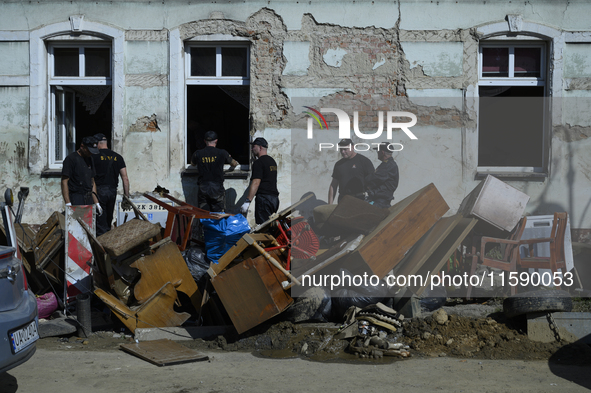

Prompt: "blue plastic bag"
[200,214,251,264]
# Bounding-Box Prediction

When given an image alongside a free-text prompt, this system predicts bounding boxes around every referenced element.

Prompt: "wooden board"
[211,253,292,334]
[407,217,478,296]
[393,215,464,277]
[120,339,208,366]
[208,233,278,276]
[14,223,36,253]
[132,240,202,312]
[35,225,64,270]
[35,212,64,245]
[342,183,449,279]
[95,282,191,333]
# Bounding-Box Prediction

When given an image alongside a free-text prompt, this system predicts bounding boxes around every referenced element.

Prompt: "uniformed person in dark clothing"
[191,131,239,212]
[61,136,101,212]
[365,142,399,209]
[92,133,130,236]
[328,139,375,204]
[240,137,279,224]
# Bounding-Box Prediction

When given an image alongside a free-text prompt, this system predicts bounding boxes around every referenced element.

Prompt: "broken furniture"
[95,282,191,334]
[518,212,570,290]
[458,175,530,232]
[467,212,577,297]
[465,216,528,298]
[131,238,203,312]
[208,233,298,284]
[208,233,296,334]
[2,211,66,294]
[143,192,225,251]
[79,217,161,301]
[78,198,203,333]
[262,215,319,270]
[339,183,449,279]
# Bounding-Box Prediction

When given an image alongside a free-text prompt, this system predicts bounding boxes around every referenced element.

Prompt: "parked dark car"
[0,189,38,374]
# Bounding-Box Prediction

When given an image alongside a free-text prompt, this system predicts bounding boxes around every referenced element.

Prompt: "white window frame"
[184,42,250,169]
[47,42,112,168]
[48,43,112,86]
[185,43,250,86]
[477,42,548,174]
[479,43,546,86]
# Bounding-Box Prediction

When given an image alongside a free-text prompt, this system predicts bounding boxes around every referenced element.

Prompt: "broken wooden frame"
[143,193,227,251]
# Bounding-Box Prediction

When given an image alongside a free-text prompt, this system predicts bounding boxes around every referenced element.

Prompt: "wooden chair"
[466,216,527,298]
[518,212,568,290]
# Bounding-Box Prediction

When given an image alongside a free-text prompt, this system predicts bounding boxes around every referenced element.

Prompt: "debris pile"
[3,175,585,363]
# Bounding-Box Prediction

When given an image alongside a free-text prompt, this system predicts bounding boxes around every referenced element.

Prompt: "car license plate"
[10,319,39,354]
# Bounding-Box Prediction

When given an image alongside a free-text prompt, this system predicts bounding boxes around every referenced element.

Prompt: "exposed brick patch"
[129,114,160,133]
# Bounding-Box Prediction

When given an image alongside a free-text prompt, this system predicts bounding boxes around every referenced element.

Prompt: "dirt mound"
[181,313,591,364]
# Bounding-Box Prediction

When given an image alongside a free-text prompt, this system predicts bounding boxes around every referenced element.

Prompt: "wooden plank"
[344,183,449,279]
[407,218,478,296]
[35,212,64,245]
[120,339,209,366]
[132,240,203,312]
[14,223,36,253]
[208,233,278,277]
[393,215,464,277]
[34,226,64,270]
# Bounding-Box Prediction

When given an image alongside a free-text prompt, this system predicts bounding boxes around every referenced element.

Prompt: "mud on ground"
[36,300,591,365]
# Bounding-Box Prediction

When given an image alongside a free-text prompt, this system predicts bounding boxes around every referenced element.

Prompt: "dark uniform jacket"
[191,146,233,196]
[365,157,399,207]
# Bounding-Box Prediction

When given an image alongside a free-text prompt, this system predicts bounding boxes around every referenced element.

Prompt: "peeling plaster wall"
[402,42,463,77]
[0,1,591,236]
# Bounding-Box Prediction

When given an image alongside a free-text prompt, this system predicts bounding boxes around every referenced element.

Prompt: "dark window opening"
[478,86,545,167]
[53,86,112,160]
[74,89,112,147]
[186,85,250,165]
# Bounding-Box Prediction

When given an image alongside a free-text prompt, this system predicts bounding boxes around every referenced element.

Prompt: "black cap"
[81,136,99,154]
[94,133,107,142]
[204,131,218,141]
[250,137,268,148]
[338,138,353,147]
[373,142,393,152]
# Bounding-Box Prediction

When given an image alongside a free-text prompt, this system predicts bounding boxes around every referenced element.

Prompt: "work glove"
[121,198,132,211]
[95,203,103,216]
[65,202,72,207]
[240,200,251,215]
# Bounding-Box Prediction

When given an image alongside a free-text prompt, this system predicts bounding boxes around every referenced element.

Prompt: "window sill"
[181,168,249,180]
[475,171,547,181]
[41,169,63,178]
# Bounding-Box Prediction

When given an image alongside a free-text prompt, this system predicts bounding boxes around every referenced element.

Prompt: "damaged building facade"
[0,0,590,241]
